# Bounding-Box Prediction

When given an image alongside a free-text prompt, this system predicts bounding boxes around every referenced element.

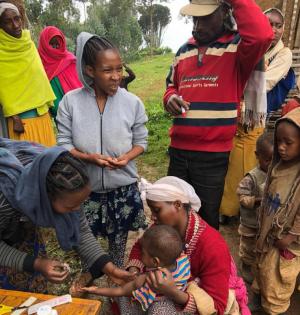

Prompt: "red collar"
[187,32,236,47]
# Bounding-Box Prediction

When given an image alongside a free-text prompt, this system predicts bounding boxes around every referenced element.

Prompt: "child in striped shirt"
[80,225,191,312]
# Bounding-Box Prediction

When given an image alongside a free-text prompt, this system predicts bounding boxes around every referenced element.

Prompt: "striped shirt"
[132,254,191,311]
[0,151,111,278]
[163,0,273,153]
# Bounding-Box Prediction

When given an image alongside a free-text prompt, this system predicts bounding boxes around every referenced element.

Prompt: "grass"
[46,53,174,300]
[128,53,174,181]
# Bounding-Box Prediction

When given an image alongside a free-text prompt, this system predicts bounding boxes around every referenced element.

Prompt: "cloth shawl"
[241,58,267,129]
[0,28,55,117]
[240,7,289,129]
[264,9,293,98]
[265,39,292,91]
[0,138,80,251]
[38,26,82,93]
[0,2,19,16]
[257,107,300,253]
[264,8,285,69]
[139,176,201,211]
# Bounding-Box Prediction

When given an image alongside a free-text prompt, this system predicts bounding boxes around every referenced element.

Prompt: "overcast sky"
[161,0,193,51]
[78,0,192,52]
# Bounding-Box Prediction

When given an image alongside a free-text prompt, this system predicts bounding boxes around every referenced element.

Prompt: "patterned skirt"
[83,183,147,241]
[0,222,48,292]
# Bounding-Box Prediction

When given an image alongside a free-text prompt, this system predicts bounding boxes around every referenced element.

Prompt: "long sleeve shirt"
[127,213,231,315]
[56,87,148,192]
[0,191,111,279]
[163,0,273,153]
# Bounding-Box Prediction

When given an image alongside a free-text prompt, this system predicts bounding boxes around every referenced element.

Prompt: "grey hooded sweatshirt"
[56,32,148,192]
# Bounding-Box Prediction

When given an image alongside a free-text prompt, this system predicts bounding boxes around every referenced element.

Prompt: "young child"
[237,132,274,283]
[81,225,191,313]
[56,33,148,268]
[253,107,300,314]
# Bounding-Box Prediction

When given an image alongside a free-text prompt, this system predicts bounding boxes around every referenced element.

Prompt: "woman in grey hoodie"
[56,33,148,268]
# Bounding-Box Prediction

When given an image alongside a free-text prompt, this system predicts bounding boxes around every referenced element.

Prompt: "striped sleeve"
[163,53,180,105]
[0,192,34,272]
[173,254,191,289]
[75,210,111,279]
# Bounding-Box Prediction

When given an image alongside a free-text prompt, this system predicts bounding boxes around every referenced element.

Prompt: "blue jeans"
[168,147,230,230]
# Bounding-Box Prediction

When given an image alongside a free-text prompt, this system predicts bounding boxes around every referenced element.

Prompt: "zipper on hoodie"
[100,112,105,191]
[97,102,106,191]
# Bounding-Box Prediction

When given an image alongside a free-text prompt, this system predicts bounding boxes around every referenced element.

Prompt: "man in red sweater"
[163,0,273,229]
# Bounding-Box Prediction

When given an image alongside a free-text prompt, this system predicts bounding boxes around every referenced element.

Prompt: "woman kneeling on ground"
[123,177,249,315]
[0,138,132,292]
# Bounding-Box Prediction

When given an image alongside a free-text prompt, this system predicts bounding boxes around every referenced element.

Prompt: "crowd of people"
[0,0,300,314]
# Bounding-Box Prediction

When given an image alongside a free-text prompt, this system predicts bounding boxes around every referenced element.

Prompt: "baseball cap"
[180,0,221,17]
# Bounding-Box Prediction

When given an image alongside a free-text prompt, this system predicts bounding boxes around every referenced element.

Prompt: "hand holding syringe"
[165,94,190,116]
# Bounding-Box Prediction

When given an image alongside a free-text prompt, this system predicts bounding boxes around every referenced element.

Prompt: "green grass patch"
[128,53,174,181]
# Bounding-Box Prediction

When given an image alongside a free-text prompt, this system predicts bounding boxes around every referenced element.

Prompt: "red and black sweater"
[127,212,232,315]
[163,0,273,152]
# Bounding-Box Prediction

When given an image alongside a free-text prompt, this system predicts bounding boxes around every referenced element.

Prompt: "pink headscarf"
[38,26,82,93]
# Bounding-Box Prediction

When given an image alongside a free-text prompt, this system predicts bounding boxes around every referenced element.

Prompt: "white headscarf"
[0,3,19,17]
[140,176,201,211]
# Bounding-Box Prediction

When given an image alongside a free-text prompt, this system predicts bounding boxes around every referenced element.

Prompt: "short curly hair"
[141,225,183,266]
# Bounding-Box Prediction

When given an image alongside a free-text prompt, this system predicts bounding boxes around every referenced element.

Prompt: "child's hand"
[79,286,100,294]
[275,234,298,250]
[69,272,93,297]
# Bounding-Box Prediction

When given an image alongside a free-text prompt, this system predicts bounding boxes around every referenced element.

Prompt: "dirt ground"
[220,220,300,315]
[89,207,300,314]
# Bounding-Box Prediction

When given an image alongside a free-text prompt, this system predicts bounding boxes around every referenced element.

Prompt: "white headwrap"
[0,3,20,17]
[140,176,201,211]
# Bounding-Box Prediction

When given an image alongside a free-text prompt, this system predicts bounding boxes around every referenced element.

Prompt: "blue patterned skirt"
[0,223,47,292]
[83,183,147,241]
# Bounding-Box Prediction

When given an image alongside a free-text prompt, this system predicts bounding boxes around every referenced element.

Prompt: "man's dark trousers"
[168,147,230,230]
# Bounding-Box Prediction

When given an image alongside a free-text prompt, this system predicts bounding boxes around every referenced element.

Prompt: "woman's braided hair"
[46,152,89,201]
[82,36,117,67]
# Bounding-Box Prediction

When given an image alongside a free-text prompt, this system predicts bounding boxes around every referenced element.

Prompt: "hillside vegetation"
[128,53,174,181]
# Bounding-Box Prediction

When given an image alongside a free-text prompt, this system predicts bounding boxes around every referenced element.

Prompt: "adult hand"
[128,266,140,275]
[106,155,129,169]
[78,285,100,294]
[103,262,136,285]
[12,115,25,133]
[275,234,298,250]
[87,153,111,168]
[165,95,190,116]
[33,258,69,283]
[146,268,189,305]
[145,268,176,296]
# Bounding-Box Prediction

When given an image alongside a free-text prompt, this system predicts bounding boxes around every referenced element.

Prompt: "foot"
[248,293,261,312]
